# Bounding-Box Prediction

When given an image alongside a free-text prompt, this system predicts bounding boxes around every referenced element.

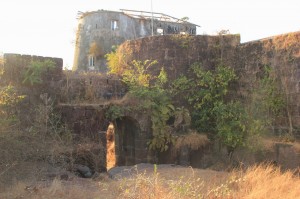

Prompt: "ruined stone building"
[72,9,199,72]
[2,31,300,172]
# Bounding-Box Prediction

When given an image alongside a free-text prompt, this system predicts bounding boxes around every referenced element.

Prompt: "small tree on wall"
[274,63,296,139]
[105,46,132,76]
[272,33,300,139]
[217,29,230,35]
[120,60,176,152]
[243,65,285,145]
[89,42,104,58]
[180,17,189,22]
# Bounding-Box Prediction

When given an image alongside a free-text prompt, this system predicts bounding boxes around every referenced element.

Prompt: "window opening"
[88,55,95,67]
[111,20,119,30]
[157,28,164,35]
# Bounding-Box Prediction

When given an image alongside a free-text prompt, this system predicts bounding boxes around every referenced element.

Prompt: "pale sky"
[0,0,299,69]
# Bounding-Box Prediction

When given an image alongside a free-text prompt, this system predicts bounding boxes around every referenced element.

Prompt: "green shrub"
[107,56,177,151]
[172,63,249,152]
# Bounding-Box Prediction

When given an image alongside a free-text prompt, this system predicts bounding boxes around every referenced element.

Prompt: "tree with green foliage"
[123,60,176,151]
[246,66,286,139]
[107,57,179,151]
[260,66,285,116]
[173,62,290,155]
[173,63,237,131]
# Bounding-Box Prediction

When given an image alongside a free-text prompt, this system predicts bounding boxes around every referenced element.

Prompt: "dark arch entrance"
[113,116,140,166]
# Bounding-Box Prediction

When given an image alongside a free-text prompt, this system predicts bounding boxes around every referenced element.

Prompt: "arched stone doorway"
[106,116,141,169]
[114,116,140,166]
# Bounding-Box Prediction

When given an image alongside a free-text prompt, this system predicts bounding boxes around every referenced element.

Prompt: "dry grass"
[262,137,300,153]
[174,132,210,151]
[0,164,299,199]
[232,165,300,199]
[1,178,105,199]
[0,129,73,189]
[118,164,300,199]
[118,172,169,199]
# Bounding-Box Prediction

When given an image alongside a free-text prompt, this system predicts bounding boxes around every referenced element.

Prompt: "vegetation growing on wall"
[171,34,192,48]
[107,58,178,151]
[264,33,300,138]
[277,65,297,139]
[0,57,24,129]
[89,42,104,58]
[248,66,285,127]
[251,65,295,141]
[0,59,77,187]
[31,93,72,143]
[172,62,292,154]
[105,46,132,75]
[22,59,55,85]
[172,63,248,152]
[105,34,299,154]
[105,104,126,121]
[0,85,25,130]
[105,54,287,154]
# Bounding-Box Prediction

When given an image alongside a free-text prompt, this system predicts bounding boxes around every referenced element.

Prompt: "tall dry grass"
[174,132,209,151]
[232,165,300,199]
[1,164,299,199]
[114,164,300,199]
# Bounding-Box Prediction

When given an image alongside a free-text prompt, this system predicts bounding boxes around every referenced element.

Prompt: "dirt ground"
[108,163,228,181]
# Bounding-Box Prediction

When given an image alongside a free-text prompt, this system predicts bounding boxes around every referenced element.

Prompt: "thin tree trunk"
[286,98,293,136]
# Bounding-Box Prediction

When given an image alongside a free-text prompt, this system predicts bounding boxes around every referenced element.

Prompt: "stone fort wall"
[117,32,300,138]
[2,31,300,170]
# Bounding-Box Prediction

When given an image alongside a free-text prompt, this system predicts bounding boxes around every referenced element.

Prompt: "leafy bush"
[124,61,175,151]
[106,105,127,121]
[213,101,246,150]
[172,63,249,153]
[173,62,291,153]
[107,56,178,151]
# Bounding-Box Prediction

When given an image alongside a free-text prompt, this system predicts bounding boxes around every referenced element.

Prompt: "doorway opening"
[106,123,116,170]
[106,117,141,169]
